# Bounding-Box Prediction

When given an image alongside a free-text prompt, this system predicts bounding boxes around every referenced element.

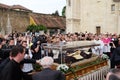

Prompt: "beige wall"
[66,0,120,34]
[0,8,30,35]
[66,0,81,33]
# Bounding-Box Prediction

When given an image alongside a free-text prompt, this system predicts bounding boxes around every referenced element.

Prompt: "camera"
[109,42,113,46]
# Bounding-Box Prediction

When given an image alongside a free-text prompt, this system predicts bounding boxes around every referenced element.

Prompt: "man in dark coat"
[0,56,37,74]
[106,68,120,80]
[0,45,25,80]
[32,56,65,80]
[110,39,120,68]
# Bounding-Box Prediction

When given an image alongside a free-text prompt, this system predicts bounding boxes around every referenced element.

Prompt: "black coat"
[0,60,23,80]
[32,68,65,80]
[0,57,10,73]
[0,57,36,73]
[110,46,120,68]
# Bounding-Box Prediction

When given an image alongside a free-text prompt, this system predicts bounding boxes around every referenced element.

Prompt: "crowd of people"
[0,31,120,80]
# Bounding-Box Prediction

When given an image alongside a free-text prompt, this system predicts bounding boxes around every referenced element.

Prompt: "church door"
[96,26,101,35]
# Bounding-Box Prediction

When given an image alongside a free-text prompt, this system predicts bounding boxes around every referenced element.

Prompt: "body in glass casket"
[41,41,100,65]
[40,41,109,80]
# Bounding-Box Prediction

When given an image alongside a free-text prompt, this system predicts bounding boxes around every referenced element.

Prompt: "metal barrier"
[78,66,109,80]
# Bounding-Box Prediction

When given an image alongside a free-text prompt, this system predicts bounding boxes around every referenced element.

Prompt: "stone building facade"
[66,0,120,34]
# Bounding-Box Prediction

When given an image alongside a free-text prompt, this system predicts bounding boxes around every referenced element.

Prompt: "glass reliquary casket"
[41,41,108,80]
[41,41,100,66]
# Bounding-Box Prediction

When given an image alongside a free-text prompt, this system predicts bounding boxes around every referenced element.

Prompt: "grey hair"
[109,68,120,74]
[40,56,54,68]
[108,68,120,80]
[109,74,120,80]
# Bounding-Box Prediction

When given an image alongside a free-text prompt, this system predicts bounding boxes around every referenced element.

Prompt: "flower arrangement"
[56,64,78,80]
[56,64,69,74]
[101,54,109,60]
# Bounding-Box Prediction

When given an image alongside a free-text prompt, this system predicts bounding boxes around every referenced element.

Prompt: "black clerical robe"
[0,59,23,80]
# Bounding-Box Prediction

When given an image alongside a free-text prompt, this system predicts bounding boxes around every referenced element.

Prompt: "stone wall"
[0,8,30,34]
[0,8,66,35]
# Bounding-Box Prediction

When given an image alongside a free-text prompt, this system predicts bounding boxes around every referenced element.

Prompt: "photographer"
[37,35,47,44]
[31,41,41,60]
[111,34,119,48]
[109,42,116,57]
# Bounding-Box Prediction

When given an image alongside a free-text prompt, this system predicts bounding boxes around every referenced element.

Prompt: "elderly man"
[106,68,120,80]
[32,56,65,80]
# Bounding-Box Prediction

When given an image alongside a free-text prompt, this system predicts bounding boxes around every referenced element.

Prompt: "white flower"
[101,54,109,60]
[56,64,69,73]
